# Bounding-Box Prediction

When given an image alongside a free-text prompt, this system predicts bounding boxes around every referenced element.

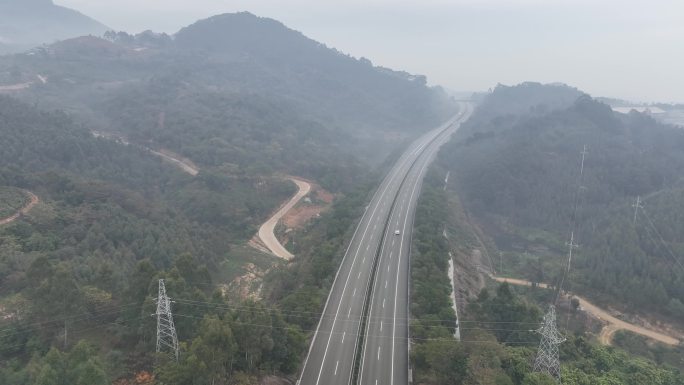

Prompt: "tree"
[190,315,237,383]
[521,372,557,385]
[412,339,467,385]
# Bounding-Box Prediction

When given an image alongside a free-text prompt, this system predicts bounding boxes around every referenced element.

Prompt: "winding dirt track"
[492,276,680,346]
[148,149,199,176]
[256,178,311,260]
[0,190,39,226]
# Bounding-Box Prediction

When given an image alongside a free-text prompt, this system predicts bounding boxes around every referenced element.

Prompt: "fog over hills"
[0,0,109,53]
[0,12,455,185]
[1,2,684,384]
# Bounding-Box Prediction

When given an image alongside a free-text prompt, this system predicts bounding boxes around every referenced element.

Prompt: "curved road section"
[298,102,472,385]
[258,178,311,260]
[0,190,39,226]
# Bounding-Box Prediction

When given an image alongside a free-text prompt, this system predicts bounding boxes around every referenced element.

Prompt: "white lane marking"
[367,245,370,251]
[374,224,377,230]
[305,152,405,385]
[383,298,385,308]
[358,180,407,384]
[390,150,434,385]
[362,257,366,264]
[348,307,352,318]
[378,346,381,360]
[353,288,357,297]
[356,114,462,385]
[385,280,388,288]
[335,361,339,375]
[358,271,362,279]
[342,332,345,343]
[387,264,390,272]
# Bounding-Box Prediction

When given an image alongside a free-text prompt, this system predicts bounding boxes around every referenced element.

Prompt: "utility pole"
[556,232,579,303]
[565,232,579,274]
[579,145,588,177]
[557,145,588,301]
[632,196,643,225]
[155,279,179,361]
[534,305,566,383]
[538,146,585,382]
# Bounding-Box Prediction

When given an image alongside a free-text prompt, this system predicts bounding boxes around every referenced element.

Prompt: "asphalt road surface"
[257,178,311,260]
[298,102,473,385]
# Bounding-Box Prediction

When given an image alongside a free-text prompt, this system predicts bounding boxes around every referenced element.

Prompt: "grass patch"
[217,244,281,284]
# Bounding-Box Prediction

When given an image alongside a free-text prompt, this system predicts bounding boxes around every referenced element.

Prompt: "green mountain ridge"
[1,12,454,191]
[439,83,684,322]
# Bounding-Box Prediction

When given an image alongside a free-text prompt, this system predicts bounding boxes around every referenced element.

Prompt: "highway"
[298,102,472,385]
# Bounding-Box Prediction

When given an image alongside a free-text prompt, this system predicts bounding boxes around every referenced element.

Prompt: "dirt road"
[0,75,48,92]
[492,276,680,346]
[0,82,32,92]
[0,190,39,226]
[91,131,199,176]
[148,149,199,176]
[256,178,311,260]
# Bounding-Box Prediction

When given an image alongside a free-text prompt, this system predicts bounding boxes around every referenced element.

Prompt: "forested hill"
[439,83,684,321]
[173,13,454,132]
[0,94,296,270]
[0,0,108,54]
[0,95,313,383]
[1,12,455,188]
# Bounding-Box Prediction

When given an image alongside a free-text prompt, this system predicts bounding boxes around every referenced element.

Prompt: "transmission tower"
[155,279,179,361]
[534,305,566,383]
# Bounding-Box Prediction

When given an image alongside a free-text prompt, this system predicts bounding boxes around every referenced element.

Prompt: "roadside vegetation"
[440,82,684,326]
[264,177,376,330]
[408,164,684,385]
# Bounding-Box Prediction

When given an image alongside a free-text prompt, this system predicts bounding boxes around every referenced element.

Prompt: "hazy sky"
[56,0,684,103]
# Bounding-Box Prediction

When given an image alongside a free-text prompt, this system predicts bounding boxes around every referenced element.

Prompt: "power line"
[557,145,588,302]
[171,297,542,326]
[538,146,587,383]
[640,207,684,273]
[0,314,149,354]
[171,313,539,345]
[0,302,141,340]
[0,292,540,345]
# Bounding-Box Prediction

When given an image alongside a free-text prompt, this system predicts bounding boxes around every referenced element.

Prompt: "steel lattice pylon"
[533,305,565,383]
[155,279,179,361]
